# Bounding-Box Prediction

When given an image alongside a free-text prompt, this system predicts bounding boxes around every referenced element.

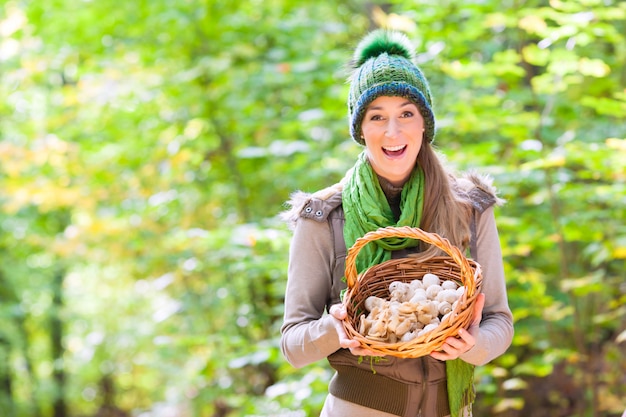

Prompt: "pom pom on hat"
[352,30,414,67]
[348,29,435,145]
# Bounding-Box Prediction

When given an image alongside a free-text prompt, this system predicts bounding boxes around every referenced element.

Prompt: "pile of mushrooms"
[358,273,464,343]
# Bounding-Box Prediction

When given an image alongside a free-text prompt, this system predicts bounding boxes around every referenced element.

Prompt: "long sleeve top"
[280,189,513,369]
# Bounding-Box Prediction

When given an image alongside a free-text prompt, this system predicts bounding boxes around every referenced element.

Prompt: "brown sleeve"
[279,217,342,368]
[460,205,514,366]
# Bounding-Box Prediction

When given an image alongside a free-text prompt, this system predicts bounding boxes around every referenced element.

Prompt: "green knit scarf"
[342,152,424,272]
[342,151,475,417]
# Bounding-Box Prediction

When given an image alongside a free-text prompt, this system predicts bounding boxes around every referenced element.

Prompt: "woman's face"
[361,96,424,187]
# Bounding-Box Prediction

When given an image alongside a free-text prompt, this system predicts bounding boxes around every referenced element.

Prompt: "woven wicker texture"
[341,226,483,358]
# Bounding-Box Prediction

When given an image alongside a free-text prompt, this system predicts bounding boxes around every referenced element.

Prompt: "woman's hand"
[429,292,485,361]
[329,304,386,357]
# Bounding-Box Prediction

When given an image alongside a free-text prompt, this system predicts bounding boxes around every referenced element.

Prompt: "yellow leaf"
[579,57,611,77]
[520,155,566,170]
[522,44,550,66]
[493,398,524,413]
[171,149,192,166]
[371,6,417,33]
[183,118,208,140]
[518,15,547,35]
[441,60,484,79]
[613,246,626,259]
[606,138,626,151]
[484,13,509,30]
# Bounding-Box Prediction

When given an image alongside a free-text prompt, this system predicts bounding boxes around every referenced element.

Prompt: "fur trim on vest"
[281,172,503,229]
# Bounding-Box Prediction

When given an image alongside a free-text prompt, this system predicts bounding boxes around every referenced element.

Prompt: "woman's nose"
[385,119,399,138]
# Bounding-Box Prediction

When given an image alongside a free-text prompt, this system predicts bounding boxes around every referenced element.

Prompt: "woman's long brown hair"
[416,141,473,255]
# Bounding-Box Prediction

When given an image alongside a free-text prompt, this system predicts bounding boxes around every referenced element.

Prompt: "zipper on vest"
[417,356,429,416]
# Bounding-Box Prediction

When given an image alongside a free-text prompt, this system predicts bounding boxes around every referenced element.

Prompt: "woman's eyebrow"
[366,101,414,112]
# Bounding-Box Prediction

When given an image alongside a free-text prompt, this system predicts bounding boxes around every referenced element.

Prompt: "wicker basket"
[341,226,483,358]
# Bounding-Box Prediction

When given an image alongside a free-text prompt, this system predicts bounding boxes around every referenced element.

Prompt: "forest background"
[0,1,625,416]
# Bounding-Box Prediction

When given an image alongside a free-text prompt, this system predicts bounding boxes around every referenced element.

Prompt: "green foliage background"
[1,1,625,416]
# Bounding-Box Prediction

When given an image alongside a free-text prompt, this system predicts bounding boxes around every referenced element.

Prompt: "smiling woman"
[280,29,513,417]
[361,96,424,187]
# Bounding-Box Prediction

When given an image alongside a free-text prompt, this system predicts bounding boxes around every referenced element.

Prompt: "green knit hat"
[348,30,435,145]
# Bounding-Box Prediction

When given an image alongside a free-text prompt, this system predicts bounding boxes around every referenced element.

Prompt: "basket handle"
[344,226,476,294]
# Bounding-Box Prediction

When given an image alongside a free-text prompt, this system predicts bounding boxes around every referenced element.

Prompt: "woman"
[280,29,513,417]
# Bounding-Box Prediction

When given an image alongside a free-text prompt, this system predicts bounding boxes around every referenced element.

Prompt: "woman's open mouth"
[382,144,407,157]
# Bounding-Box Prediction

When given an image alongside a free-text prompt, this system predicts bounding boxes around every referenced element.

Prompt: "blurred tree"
[0,0,624,416]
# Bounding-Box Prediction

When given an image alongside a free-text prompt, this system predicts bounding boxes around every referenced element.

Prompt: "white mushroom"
[368,318,387,338]
[409,279,424,291]
[364,296,385,312]
[401,330,418,342]
[436,289,459,304]
[442,280,458,290]
[456,286,465,297]
[357,273,465,343]
[429,317,441,326]
[441,311,455,323]
[389,281,413,302]
[369,305,383,319]
[417,313,434,325]
[359,314,372,334]
[409,288,428,303]
[423,323,439,332]
[418,323,439,336]
[394,317,413,337]
[425,284,443,300]
[398,302,418,315]
[422,273,440,287]
[423,300,439,317]
[387,314,401,333]
[438,301,453,315]
[388,301,403,316]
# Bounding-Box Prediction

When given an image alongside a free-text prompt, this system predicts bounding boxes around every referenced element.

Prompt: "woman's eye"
[370,114,383,121]
[401,111,414,118]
